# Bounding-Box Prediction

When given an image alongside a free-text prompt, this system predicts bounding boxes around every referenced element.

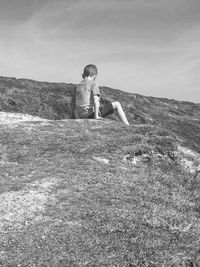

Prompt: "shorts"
[87,101,114,118]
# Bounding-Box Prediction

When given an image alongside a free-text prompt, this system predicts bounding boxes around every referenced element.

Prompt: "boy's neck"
[85,76,95,81]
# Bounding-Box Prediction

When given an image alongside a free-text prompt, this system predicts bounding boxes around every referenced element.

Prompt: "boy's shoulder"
[78,79,97,88]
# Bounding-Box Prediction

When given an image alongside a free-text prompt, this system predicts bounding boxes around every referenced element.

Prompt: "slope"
[0,115,200,266]
[0,76,200,154]
[0,76,200,266]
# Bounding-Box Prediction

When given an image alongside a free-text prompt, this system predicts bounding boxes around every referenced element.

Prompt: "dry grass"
[0,75,200,155]
[0,114,200,266]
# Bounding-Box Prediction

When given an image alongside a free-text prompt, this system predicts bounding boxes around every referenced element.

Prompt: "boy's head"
[82,64,98,79]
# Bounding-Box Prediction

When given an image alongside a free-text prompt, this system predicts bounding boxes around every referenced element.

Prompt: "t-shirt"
[75,79,100,118]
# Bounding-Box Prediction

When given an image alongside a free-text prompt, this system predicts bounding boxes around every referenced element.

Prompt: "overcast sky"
[0,0,199,102]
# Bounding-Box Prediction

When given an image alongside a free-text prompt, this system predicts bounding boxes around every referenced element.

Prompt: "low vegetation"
[0,76,200,266]
[0,76,199,153]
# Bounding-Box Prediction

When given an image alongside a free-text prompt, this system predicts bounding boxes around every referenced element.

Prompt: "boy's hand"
[93,95,100,120]
[95,115,102,120]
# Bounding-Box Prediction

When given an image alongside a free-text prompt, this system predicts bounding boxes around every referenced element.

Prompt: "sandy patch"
[178,145,200,174]
[0,178,57,230]
[0,112,48,124]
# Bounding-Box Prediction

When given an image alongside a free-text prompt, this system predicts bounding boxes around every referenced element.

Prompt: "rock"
[134,149,143,157]
[168,151,175,160]
[93,156,109,164]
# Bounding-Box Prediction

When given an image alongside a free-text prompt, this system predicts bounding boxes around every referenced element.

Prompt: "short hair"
[82,64,98,78]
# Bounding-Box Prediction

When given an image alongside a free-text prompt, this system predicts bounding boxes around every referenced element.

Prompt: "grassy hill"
[0,76,199,153]
[0,76,200,266]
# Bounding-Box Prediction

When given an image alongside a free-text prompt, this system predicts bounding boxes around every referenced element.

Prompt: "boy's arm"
[70,87,76,119]
[93,95,100,119]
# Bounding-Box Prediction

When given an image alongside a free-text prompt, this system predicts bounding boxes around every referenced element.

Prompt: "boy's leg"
[87,112,95,119]
[112,101,129,125]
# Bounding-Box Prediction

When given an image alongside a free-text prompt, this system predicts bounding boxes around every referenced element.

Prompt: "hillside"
[0,76,200,266]
[0,76,200,153]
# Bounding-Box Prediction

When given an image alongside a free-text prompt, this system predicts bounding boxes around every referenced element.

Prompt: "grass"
[0,117,200,266]
[0,75,200,155]
[0,76,200,266]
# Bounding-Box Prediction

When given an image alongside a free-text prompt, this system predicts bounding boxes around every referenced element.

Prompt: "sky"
[0,0,200,102]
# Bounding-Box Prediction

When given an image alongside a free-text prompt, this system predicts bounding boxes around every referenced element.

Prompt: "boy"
[71,64,129,125]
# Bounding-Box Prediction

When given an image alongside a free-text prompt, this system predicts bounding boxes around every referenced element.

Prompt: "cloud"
[0,0,200,101]
[0,0,47,24]
[31,0,200,42]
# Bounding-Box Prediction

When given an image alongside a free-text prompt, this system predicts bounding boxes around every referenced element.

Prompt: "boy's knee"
[112,101,122,110]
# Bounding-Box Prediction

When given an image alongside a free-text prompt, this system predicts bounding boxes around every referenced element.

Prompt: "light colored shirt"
[75,79,100,118]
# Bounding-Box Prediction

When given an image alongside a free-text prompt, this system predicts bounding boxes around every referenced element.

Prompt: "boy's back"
[75,79,100,118]
[71,64,129,125]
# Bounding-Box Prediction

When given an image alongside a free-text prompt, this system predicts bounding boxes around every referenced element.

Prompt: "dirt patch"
[178,145,200,174]
[0,112,48,125]
[0,178,57,230]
